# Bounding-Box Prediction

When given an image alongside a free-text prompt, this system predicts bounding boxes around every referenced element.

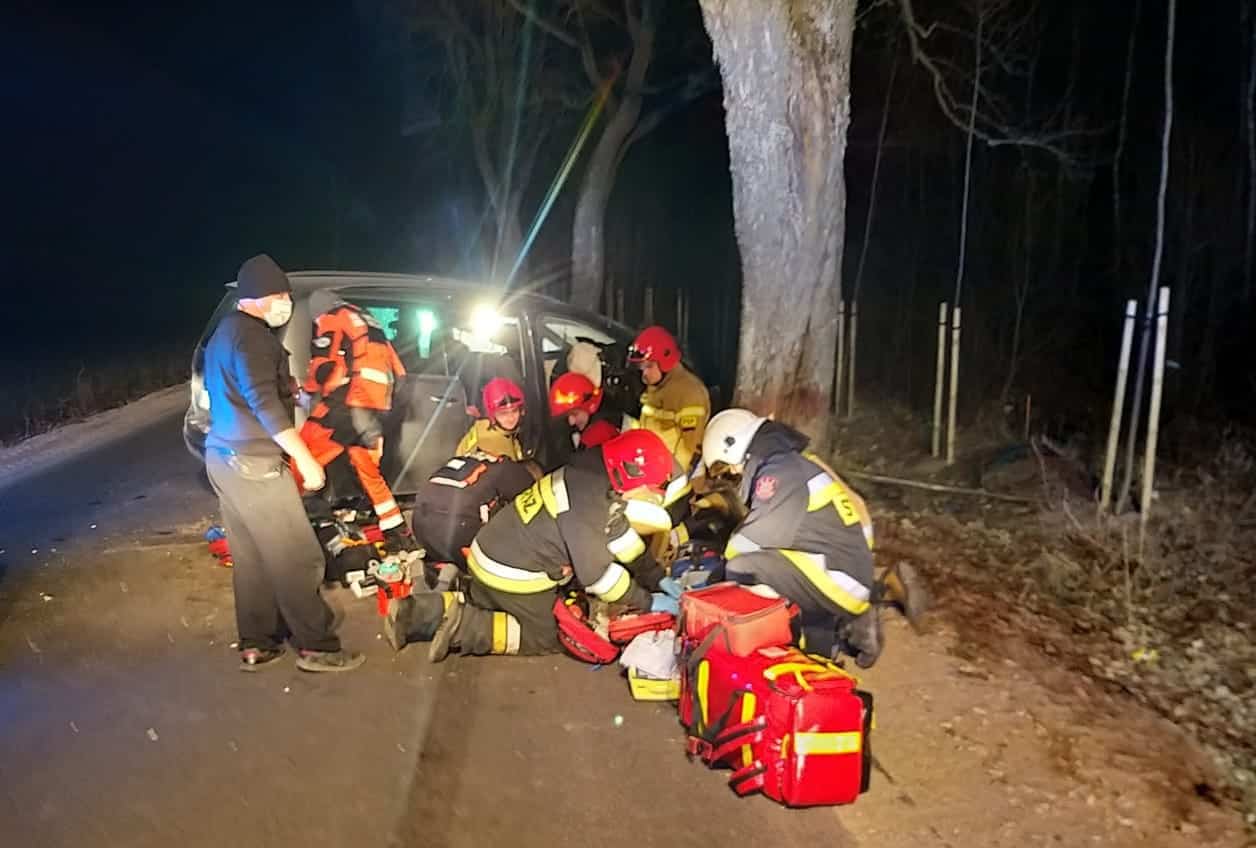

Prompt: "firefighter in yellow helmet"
[626,325,710,474]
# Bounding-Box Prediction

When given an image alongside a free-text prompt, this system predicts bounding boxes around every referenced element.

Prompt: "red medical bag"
[680,643,873,807]
[679,582,795,658]
[607,611,676,645]
[552,596,620,664]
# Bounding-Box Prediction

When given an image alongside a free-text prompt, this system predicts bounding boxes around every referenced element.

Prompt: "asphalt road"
[0,408,859,848]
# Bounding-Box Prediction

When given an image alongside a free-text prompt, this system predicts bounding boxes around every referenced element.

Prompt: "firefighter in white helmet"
[701,409,926,667]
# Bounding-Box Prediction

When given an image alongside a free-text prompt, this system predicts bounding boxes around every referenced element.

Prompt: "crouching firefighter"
[701,409,928,668]
[382,430,679,662]
[411,451,539,573]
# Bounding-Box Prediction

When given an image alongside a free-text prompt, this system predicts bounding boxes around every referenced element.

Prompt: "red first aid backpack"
[680,642,874,807]
[676,583,873,807]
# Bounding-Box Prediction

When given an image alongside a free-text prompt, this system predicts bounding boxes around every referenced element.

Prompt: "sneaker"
[383,598,408,652]
[239,645,285,672]
[427,595,465,664]
[296,649,366,673]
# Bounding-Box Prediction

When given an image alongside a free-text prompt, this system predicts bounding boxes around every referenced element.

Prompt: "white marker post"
[1139,287,1171,552]
[847,301,859,419]
[946,306,962,466]
[835,300,847,414]
[1100,299,1138,513]
[932,302,948,457]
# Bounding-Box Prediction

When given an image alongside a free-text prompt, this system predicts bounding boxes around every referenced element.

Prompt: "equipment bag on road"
[679,581,796,658]
[680,642,874,807]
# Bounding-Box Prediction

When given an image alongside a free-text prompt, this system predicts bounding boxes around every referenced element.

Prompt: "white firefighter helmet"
[702,408,766,470]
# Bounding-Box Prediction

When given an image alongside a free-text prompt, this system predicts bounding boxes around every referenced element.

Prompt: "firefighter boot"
[878,562,930,631]
[383,592,459,652]
[840,610,883,669]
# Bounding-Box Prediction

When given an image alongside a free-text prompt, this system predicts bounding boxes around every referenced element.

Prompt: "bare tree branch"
[895,0,1093,166]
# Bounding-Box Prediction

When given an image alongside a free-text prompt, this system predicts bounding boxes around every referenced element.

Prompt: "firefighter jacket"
[466,448,654,611]
[304,304,406,412]
[723,422,875,617]
[639,363,710,471]
[415,453,536,528]
[457,419,524,461]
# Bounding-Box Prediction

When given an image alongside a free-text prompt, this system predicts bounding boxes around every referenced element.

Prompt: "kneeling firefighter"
[701,409,928,668]
[383,430,679,662]
[295,297,415,551]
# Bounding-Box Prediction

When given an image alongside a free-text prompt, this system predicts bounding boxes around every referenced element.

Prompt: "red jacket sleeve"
[580,418,620,449]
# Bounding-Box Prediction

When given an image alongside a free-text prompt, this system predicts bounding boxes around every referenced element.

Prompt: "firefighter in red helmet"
[549,371,620,450]
[382,429,679,661]
[295,297,416,552]
[627,325,710,473]
[458,377,526,460]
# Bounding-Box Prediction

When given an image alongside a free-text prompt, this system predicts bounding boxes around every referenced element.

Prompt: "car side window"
[540,315,616,385]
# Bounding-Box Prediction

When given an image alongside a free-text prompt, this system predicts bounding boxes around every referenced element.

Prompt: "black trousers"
[411,504,478,569]
[206,449,340,653]
[463,579,561,656]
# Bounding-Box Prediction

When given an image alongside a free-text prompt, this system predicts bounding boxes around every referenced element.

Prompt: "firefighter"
[457,377,526,461]
[700,409,927,668]
[549,371,620,450]
[626,325,710,473]
[382,430,679,661]
[410,451,538,572]
[295,297,416,552]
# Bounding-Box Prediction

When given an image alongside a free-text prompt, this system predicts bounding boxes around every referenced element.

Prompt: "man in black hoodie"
[202,254,363,674]
[700,408,895,667]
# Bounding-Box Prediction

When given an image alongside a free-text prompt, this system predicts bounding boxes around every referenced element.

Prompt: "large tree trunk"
[698,0,855,446]
[569,8,657,313]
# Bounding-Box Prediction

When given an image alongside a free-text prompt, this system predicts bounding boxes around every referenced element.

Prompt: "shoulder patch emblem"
[754,475,778,501]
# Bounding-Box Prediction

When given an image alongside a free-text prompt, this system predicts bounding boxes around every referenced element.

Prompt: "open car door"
[381,373,472,495]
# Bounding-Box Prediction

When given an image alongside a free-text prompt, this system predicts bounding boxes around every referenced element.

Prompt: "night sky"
[3,0,1252,431]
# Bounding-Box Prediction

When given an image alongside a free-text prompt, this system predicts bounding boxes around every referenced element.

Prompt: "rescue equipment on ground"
[553,593,620,664]
[205,525,233,568]
[680,582,797,658]
[607,611,676,645]
[680,642,874,807]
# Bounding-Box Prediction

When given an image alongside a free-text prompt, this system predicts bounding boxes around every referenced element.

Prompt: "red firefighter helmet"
[549,372,603,417]
[626,325,681,373]
[481,377,526,418]
[601,429,673,495]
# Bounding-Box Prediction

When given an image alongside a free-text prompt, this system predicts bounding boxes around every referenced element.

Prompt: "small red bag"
[552,597,620,664]
[680,582,795,658]
[608,612,676,645]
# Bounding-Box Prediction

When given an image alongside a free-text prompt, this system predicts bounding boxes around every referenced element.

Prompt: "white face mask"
[263,298,293,328]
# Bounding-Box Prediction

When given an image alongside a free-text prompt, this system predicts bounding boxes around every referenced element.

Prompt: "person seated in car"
[457,377,527,461]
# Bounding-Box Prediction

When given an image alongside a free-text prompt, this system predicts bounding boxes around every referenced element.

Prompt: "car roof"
[222,270,605,320]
